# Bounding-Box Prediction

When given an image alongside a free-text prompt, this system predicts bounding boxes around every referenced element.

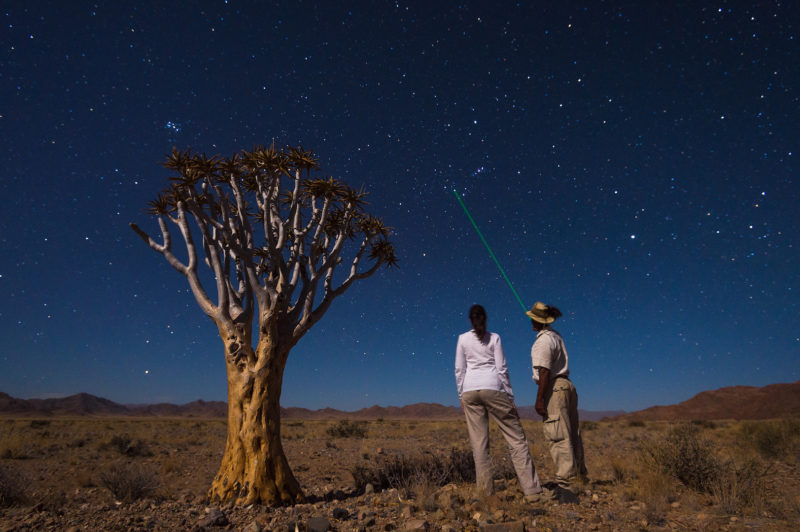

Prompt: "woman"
[527,301,587,498]
[455,304,544,500]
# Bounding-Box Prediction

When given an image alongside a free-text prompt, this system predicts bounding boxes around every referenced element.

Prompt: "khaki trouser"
[543,377,587,490]
[462,389,542,496]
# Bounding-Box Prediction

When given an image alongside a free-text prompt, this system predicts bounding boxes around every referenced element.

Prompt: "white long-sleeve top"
[455,330,514,399]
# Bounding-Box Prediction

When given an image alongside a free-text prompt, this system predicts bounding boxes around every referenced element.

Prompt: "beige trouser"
[543,377,587,490]
[462,389,542,496]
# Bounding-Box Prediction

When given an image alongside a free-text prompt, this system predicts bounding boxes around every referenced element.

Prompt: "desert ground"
[1,416,798,531]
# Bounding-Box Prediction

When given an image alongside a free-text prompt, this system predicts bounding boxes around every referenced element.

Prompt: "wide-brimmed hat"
[526,301,556,324]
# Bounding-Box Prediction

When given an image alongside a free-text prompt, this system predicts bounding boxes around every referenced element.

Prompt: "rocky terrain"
[1,415,798,531]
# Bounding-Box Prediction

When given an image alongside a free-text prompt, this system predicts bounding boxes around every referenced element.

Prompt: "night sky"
[2,2,798,412]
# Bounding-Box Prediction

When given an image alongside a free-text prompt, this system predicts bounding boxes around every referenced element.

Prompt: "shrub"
[640,424,720,492]
[99,463,158,502]
[351,448,475,497]
[739,419,800,459]
[632,466,672,523]
[691,419,717,429]
[326,420,367,439]
[0,467,27,507]
[103,435,153,457]
[580,421,598,431]
[711,458,766,516]
[628,420,645,427]
[609,456,630,484]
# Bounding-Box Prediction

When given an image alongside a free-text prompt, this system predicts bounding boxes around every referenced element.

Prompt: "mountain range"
[606,380,800,421]
[2,380,798,421]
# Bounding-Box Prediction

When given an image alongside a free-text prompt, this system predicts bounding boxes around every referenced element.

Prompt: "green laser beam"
[452,189,527,313]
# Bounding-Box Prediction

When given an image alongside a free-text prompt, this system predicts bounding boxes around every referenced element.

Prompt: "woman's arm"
[455,336,467,400]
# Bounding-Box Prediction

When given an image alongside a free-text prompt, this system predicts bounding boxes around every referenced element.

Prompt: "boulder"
[308,517,332,532]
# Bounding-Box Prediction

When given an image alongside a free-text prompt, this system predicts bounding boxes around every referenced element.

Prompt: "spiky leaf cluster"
[133,144,396,340]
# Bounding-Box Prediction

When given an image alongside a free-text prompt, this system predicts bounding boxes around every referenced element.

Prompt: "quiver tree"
[130,145,396,505]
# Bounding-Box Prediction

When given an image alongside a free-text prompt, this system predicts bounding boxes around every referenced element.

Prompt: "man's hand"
[535,398,547,420]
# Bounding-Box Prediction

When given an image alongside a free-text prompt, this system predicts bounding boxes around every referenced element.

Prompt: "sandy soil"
[0,417,797,530]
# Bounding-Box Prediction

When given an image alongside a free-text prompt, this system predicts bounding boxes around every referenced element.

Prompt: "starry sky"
[2,1,798,412]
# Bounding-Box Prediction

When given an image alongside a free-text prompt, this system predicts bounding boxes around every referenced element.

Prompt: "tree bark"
[207,326,303,506]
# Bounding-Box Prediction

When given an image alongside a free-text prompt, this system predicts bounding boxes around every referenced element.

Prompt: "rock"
[364,483,375,494]
[307,517,332,532]
[198,508,228,527]
[331,507,350,519]
[670,501,680,509]
[403,518,429,530]
[243,520,262,532]
[591,494,599,503]
[479,522,525,532]
[438,491,463,509]
[730,516,739,522]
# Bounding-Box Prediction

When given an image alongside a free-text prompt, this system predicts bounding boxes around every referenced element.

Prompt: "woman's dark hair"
[468,304,486,319]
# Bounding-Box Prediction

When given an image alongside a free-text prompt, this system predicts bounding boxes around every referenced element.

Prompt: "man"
[527,301,587,500]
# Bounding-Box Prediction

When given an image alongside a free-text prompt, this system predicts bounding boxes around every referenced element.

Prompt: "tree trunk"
[207,328,303,506]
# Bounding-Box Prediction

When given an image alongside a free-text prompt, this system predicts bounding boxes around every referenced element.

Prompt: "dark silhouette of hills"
[606,380,800,421]
[0,392,618,420]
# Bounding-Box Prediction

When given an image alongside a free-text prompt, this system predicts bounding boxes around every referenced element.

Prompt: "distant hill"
[606,380,800,422]
[0,392,620,420]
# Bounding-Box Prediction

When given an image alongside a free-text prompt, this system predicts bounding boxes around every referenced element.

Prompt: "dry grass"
[739,418,800,459]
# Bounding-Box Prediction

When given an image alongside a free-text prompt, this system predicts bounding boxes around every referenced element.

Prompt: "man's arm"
[535,366,550,420]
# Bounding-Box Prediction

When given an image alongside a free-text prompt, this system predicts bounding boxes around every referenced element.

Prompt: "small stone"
[364,483,375,494]
[591,494,599,503]
[479,522,525,532]
[198,509,228,527]
[332,507,350,520]
[307,517,332,532]
[671,501,680,509]
[243,520,261,532]
[403,518,429,531]
[730,516,739,522]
